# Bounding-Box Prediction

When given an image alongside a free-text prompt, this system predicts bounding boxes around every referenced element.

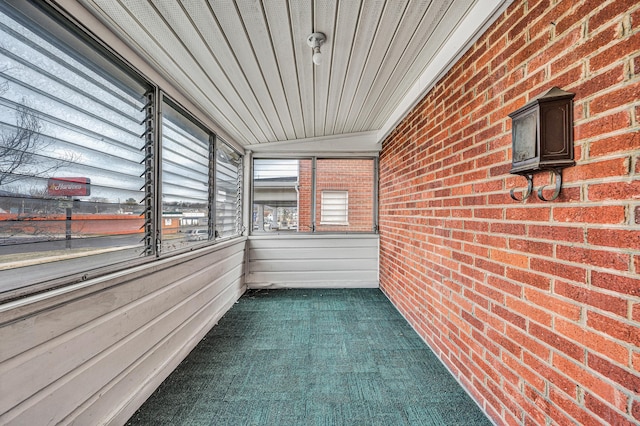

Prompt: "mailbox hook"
[537,169,563,202]
[510,174,533,202]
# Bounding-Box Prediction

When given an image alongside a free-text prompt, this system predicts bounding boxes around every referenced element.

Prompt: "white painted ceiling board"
[288,0,315,138]
[206,1,279,143]
[351,0,433,131]
[346,0,409,133]
[332,0,386,135]
[74,0,511,151]
[365,0,458,129]
[263,1,306,139]
[323,2,360,136]
[156,1,277,143]
[312,0,336,137]
[235,0,294,141]
[182,1,282,143]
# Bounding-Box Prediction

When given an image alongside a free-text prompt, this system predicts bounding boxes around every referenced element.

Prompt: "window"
[0,1,150,295]
[321,190,348,225]
[315,158,375,232]
[0,2,244,300]
[252,159,311,232]
[215,140,242,239]
[252,158,376,233]
[160,100,243,250]
[160,99,211,253]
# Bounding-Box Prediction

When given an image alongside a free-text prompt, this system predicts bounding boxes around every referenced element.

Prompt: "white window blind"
[215,141,242,239]
[320,190,348,225]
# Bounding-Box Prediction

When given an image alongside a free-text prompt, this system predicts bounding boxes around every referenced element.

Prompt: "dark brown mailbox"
[508,87,575,201]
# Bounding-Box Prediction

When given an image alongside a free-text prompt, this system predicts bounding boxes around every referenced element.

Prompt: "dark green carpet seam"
[126,288,492,426]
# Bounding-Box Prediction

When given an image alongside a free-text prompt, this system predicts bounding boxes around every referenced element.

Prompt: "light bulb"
[312,49,322,65]
[307,32,326,66]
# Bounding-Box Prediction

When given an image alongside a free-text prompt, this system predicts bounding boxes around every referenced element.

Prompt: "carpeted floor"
[126,289,492,425]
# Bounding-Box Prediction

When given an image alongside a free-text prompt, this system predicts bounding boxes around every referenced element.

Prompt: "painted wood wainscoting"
[246,234,379,289]
[0,238,246,425]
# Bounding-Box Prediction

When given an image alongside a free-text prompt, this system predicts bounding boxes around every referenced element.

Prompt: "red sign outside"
[47,177,91,197]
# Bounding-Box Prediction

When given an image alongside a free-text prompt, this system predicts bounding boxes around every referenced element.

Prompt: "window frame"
[250,156,378,235]
[158,95,215,254]
[157,94,245,255]
[214,137,243,241]
[251,157,312,234]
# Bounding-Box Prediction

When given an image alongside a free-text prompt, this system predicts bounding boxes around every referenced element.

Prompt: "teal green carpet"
[126,289,492,425]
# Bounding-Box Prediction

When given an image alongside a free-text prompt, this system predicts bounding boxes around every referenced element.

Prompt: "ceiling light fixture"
[307,32,326,65]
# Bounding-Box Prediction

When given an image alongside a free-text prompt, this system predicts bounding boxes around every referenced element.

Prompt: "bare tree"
[0,59,77,184]
[0,101,81,189]
[0,102,50,186]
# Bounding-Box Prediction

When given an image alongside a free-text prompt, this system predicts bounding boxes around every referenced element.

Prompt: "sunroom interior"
[1,0,639,425]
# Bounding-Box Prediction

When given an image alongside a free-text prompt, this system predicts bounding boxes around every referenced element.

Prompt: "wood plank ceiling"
[77,0,508,150]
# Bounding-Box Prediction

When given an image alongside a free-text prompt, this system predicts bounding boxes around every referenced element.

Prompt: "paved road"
[0,234,143,255]
[0,232,200,294]
[0,247,142,294]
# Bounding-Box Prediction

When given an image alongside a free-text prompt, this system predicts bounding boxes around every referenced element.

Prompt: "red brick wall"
[299,159,375,232]
[298,159,313,232]
[378,1,640,425]
[315,159,374,232]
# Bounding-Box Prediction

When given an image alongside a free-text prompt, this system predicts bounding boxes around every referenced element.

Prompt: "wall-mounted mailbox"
[509,87,575,201]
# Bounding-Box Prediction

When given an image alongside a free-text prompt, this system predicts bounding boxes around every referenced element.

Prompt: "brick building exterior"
[379,0,640,424]
[298,159,313,232]
[299,159,375,232]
